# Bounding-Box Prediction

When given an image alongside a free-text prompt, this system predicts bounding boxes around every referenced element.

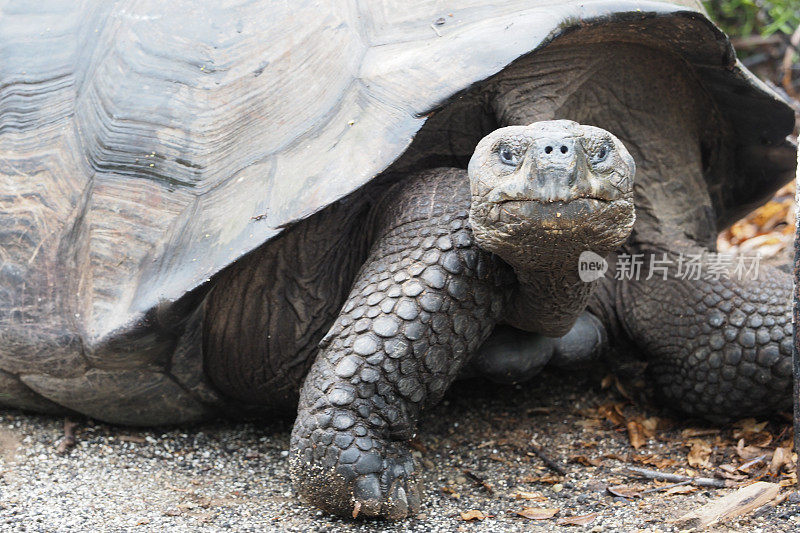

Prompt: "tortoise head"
[467,120,635,271]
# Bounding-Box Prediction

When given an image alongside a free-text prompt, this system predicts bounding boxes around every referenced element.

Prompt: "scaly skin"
[616,247,793,420]
[486,42,794,422]
[289,121,635,518]
[201,120,638,518]
[481,246,794,421]
[290,169,506,517]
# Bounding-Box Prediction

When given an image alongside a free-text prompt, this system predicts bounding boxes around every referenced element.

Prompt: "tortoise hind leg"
[203,196,371,414]
[616,246,792,421]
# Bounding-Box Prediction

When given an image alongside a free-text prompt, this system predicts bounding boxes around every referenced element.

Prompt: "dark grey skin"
[484,43,793,422]
[1,2,794,523]
[205,120,636,518]
[207,42,793,519]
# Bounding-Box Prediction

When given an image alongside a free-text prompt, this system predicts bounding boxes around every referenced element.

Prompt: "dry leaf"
[779,468,797,487]
[612,377,634,400]
[687,439,712,469]
[736,439,766,461]
[598,403,626,426]
[627,421,646,450]
[513,491,547,501]
[733,418,769,435]
[556,512,599,526]
[459,510,485,521]
[718,464,748,481]
[748,201,787,227]
[569,455,603,467]
[515,507,560,520]
[665,485,698,495]
[522,473,563,484]
[769,446,793,475]
[727,220,757,243]
[735,430,773,448]
[576,419,602,430]
[632,454,678,469]
[441,486,460,499]
[640,417,661,437]
[607,485,641,498]
[681,428,720,438]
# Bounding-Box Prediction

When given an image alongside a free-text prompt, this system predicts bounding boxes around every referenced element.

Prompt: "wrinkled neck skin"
[472,213,630,337]
[499,248,597,338]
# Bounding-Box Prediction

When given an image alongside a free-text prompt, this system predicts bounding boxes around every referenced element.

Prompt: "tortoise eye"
[498,145,518,166]
[589,142,611,165]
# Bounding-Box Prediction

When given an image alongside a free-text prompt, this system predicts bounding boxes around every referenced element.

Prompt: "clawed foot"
[290,427,420,519]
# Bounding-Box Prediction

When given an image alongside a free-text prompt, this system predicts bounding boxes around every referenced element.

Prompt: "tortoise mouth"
[469,194,635,271]
[489,197,619,224]
[495,196,612,206]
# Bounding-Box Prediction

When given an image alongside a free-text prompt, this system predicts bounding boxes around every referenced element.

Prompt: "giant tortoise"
[1,0,796,520]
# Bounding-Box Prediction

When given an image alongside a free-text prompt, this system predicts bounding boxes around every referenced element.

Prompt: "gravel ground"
[0,369,797,532]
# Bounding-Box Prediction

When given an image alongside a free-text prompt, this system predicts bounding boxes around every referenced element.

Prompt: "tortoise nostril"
[544,146,553,154]
[560,145,568,154]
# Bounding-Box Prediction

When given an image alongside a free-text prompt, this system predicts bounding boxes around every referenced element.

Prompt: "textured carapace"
[0,1,794,424]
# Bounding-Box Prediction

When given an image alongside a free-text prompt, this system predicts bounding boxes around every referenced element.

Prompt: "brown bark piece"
[673,482,780,529]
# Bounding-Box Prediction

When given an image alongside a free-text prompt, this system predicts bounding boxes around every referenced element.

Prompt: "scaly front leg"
[290,169,505,518]
[291,120,636,518]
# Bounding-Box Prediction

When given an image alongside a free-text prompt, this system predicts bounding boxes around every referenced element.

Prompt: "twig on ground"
[753,490,791,518]
[530,441,567,476]
[462,469,494,494]
[622,466,732,488]
[738,454,769,472]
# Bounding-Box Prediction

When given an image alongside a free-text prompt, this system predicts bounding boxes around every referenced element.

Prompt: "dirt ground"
[0,367,796,532]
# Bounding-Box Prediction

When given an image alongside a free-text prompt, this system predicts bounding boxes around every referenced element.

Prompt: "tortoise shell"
[0,0,794,423]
